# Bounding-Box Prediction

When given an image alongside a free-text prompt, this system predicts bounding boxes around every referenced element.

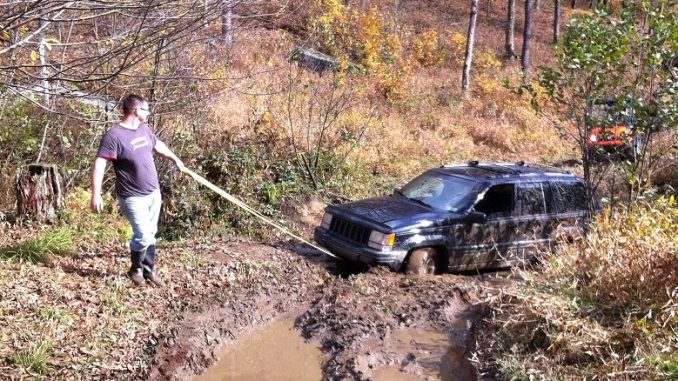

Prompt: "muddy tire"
[406,248,438,275]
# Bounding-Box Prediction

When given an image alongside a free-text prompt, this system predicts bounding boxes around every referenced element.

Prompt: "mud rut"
[148,240,487,381]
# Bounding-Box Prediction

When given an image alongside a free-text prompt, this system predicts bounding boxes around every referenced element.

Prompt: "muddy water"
[194,320,322,381]
[372,366,424,380]
[371,326,475,381]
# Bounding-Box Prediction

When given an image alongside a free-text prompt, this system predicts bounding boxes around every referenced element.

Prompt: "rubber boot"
[143,245,165,287]
[128,250,146,287]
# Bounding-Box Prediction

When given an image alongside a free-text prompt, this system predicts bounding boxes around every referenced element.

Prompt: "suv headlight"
[320,212,333,229]
[368,231,396,251]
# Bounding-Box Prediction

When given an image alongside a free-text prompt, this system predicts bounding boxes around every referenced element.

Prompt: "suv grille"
[329,217,371,245]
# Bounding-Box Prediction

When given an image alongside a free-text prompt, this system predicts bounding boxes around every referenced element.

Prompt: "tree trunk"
[505,0,517,59]
[521,0,534,80]
[553,0,560,43]
[462,0,479,93]
[38,17,50,105]
[221,0,233,46]
[204,0,209,28]
[16,164,63,224]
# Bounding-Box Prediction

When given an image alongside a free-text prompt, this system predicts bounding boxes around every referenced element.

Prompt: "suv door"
[464,183,520,268]
[515,181,555,261]
[550,180,587,240]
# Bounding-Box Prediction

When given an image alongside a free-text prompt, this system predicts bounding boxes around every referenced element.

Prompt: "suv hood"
[327,196,456,231]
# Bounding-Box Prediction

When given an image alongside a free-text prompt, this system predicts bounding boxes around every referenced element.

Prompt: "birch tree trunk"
[38,17,50,105]
[553,0,561,43]
[204,0,210,28]
[505,0,517,59]
[221,0,233,46]
[462,0,479,93]
[521,0,534,80]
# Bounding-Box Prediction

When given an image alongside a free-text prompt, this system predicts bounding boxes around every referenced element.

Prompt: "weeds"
[100,291,129,316]
[350,274,374,296]
[483,196,678,379]
[37,308,74,325]
[234,260,280,280]
[61,189,132,245]
[0,227,74,263]
[178,250,209,270]
[12,340,53,375]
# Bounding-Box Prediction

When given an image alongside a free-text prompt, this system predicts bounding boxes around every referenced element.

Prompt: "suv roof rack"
[441,161,574,177]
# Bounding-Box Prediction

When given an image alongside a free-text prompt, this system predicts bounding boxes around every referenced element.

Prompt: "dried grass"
[479,197,678,379]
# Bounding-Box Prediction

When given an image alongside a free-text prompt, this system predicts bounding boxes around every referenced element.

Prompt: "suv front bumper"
[314,227,407,271]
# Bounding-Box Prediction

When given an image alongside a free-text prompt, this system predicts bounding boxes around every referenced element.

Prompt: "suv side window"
[552,181,586,213]
[474,184,514,218]
[517,182,546,215]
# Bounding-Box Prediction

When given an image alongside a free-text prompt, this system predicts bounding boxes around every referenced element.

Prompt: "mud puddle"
[149,241,485,381]
[194,319,322,381]
[366,323,475,381]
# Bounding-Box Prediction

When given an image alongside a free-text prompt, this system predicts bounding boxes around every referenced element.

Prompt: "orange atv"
[586,98,642,161]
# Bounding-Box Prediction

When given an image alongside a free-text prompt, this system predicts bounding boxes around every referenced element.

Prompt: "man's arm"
[90,157,108,213]
[154,140,184,169]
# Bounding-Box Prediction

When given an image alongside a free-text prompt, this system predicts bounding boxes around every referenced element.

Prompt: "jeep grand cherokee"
[314,161,589,274]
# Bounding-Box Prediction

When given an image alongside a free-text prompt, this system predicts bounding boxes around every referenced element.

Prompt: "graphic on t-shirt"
[131,136,149,150]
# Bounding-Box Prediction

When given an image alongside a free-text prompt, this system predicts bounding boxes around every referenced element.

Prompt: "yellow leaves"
[477,51,501,71]
[412,30,445,68]
[1,30,9,42]
[30,50,39,62]
[449,32,468,56]
[314,0,347,26]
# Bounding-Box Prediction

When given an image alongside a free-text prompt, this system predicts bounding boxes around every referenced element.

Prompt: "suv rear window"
[552,181,586,213]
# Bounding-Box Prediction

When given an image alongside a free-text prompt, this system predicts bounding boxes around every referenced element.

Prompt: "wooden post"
[15,164,63,223]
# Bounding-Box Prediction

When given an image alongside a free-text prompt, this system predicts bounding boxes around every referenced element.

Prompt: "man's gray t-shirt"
[96,123,159,198]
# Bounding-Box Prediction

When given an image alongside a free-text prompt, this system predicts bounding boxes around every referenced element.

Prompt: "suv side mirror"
[468,211,487,224]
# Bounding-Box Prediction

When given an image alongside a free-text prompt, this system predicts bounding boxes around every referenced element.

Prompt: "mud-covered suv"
[314,161,589,274]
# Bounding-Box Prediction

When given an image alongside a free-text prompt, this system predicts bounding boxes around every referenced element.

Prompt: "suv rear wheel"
[406,248,438,275]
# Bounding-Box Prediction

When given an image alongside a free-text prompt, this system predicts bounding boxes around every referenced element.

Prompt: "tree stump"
[15,164,63,223]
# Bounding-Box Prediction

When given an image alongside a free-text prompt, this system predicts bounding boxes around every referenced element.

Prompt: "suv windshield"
[398,171,480,212]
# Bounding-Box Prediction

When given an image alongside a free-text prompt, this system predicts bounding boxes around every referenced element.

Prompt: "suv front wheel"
[406,248,438,275]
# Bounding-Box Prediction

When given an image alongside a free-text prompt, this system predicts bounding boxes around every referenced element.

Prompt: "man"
[91,94,184,287]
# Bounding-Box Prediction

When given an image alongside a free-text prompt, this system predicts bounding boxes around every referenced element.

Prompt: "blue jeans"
[118,189,161,252]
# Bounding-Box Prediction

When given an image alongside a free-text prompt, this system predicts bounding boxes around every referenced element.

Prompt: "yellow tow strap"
[180,167,339,259]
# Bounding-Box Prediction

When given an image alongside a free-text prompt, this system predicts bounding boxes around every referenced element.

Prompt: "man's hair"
[121,94,147,116]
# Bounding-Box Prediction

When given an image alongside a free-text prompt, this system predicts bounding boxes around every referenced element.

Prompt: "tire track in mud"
[297,267,481,380]
[149,241,484,381]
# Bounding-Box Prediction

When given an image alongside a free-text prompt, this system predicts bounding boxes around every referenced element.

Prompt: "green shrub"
[12,340,53,375]
[0,227,75,263]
